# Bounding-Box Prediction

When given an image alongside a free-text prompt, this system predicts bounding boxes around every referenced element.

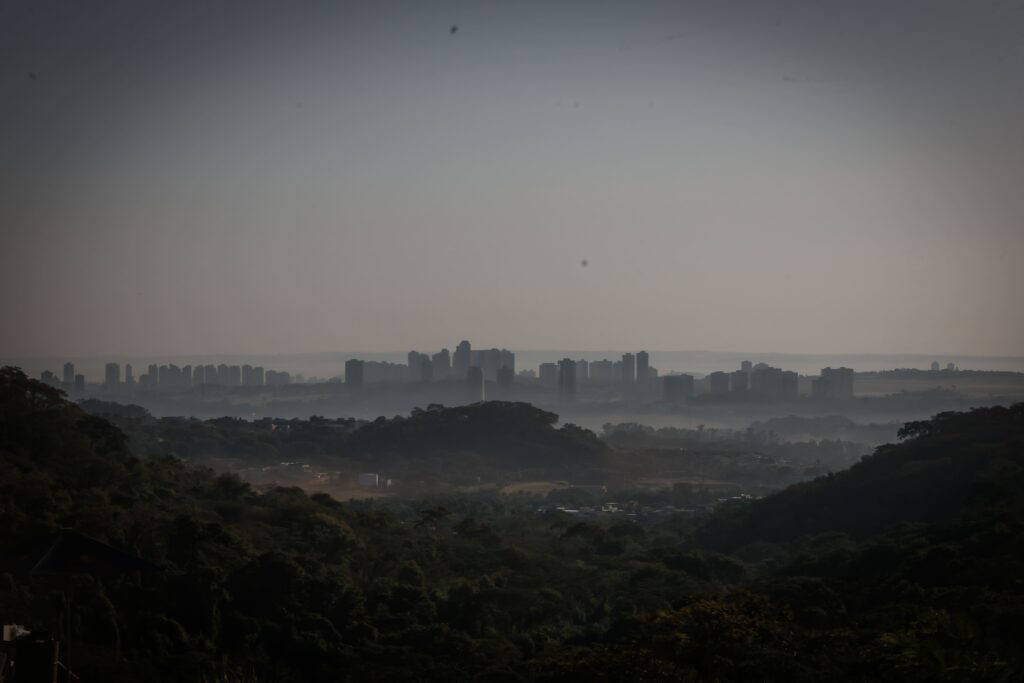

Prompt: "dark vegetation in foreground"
[1,366,1023,681]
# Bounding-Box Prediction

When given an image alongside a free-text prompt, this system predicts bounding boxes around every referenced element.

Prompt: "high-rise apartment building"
[708,371,730,394]
[589,359,614,382]
[558,358,577,400]
[812,367,854,399]
[265,370,291,386]
[729,370,748,392]
[452,340,471,379]
[498,349,515,378]
[243,364,267,386]
[636,351,649,388]
[538,362,558,387]
[104,362,120,388]
[575,359,589,382]
[407,351,430,381]
[63,362,75,386]
[750,365,799,400]
[621,353,635,384]
[432,348,451,378]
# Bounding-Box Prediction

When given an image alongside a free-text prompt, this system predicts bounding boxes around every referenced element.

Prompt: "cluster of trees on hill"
[80,399,867,495]
[1,366,1023,681]
[80,398,610,487]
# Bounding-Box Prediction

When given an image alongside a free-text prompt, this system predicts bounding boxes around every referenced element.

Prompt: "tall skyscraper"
[432,348,451,378]
[474,348,510,382]
[750,365,798,399]
[104,362,120,388]
[62,362,74,386]
[345,359,365,387]
[407,351,429,381]
[124,364,134,385]
[148,363,159,387]
[621,353,635,384]
[589,359,613,382]
[708,371,730,394]
[730,370,748,392]
[636,351,649,388]
[452,340,471,379]
[812,367,854,399]
[558,358,577,401]
[498,349,515,377]
[74,374,85,394]
[266,370,291,385]
[575,359,589,382]
[539,362,558,387]
[193,365,206,385]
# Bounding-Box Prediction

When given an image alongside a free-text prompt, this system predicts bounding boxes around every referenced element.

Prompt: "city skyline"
[2,2,1022,680]
[11,347,1024,384]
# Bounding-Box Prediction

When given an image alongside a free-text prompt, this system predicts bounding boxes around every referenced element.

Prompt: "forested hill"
[696,403,1024,551]
[349,402,608,468]
[3,365,1024,681]
[81,397,608,480]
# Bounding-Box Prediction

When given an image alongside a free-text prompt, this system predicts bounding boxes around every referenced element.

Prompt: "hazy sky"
[2,0,1023,358]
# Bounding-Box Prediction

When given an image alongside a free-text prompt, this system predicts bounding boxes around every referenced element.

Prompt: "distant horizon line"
[5,349,1024,361]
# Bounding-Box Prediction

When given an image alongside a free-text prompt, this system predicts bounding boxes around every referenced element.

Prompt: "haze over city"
[4,2,1024,682]
[3,0,1024,359]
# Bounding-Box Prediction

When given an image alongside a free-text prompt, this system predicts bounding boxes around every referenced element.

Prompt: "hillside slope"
[697,403,1024,551]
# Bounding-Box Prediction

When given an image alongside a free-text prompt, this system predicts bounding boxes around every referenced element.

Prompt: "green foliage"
[1,367,1023,681]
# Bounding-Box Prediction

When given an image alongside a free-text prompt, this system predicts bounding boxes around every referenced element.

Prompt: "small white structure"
[358,473,379,489]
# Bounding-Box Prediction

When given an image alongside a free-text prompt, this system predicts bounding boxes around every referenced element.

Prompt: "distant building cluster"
[36,350,883,405]
[345,341,515,402]
[38,360,294,394]
[661,360,855,402]
[811,366,855,399]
